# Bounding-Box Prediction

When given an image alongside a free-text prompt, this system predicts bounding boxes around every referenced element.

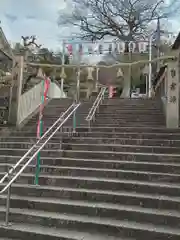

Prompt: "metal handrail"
[0,102,80,194]
[86,87,106,129]
[0,103,75,185]
[86,91,102,120]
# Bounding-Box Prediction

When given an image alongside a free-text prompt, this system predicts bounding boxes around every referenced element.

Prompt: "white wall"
[48,82,67,98]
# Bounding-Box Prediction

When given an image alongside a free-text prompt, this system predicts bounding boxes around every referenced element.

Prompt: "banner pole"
[35,77,50,185]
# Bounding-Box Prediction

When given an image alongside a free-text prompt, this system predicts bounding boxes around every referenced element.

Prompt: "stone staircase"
[0,98,180,239]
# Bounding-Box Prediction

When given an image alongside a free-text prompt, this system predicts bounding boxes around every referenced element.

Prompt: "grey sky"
[0,0,70,50]
[0,0,179,51]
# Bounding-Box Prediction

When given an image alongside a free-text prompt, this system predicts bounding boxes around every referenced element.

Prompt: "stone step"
[95,115,164,119]
[12,126,180,134]
[95,119,164,123]
[3,155,180,171]
[60,142,180,154]
[93,123,165,127]
[1,163,180,183]
[0,207,179,239]
[68,131,180,139]
[0,221,124,240]
[0,146,180,159]
[2,173,180,197]
[7,131,180,140]
[0,142,179,154]
[99,105,162,109]
[0,195,180,228]
[100,109,162,112]
[1,148,180,161]
[73,126,180,133]
[59,149,180,161]
[29,116,164,123]
[0,238,19,240]
[96,112,163,116]
[23,124,166,133]
[62,137,180,147]
[102,102,161,106]
[99,106,162,110]
[4,183,180,212]
[2,135,180,147]
[27,119,87,127]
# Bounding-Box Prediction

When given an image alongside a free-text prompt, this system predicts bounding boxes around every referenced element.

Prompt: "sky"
[0,0,70,50]
[0,0,179,51]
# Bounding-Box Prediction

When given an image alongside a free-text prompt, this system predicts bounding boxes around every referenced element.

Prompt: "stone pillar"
[121,67,131,98]
[166,60,179,128]
[86,67,94,99]
[95,67,99,91]
[8,56,24,125]
[60,67,66,96]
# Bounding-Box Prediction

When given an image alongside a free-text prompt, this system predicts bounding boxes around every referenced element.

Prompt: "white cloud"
[0,0,68,49]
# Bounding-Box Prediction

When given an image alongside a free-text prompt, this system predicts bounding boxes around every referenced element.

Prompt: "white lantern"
[87,67,94,80]
[138,42,147,53]
[119,42,125,53]
[128,41,136,52]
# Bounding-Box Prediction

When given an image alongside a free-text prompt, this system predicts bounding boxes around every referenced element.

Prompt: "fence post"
[4,166,12,227]
[73,103,77,133]
[35,79,46,185]
[8,56,24,125]
[5,185,11,226]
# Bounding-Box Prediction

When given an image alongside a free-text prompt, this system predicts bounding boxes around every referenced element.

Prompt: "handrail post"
[4,167,12,227]
[73,103,77,133]
[88,120,91,132]
[5,185,11,226]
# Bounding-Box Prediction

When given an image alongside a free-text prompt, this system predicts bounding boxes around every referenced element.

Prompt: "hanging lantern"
[128,41,136,52]
[96,67,99,90]
[119,42,125,53]
[108,44,112,54]
[98,44,103,54]
[88,45,93,55]
[78,43,83,55]
[93,42,98,54]
[117,68,123,77]
[142,65,149,75]
[114,43,119,54]
[37,67,44,78]
[60,67,67,79]
[138,41,147,53]
[87,67,94,80]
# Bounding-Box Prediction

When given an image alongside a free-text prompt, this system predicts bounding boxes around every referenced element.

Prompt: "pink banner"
[36,77,50,138]
[67,44,73,55]
[109,86,116,98]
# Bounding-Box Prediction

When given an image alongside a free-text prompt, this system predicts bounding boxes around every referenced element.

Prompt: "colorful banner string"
[35,77,50,185]
[65,41,149,56]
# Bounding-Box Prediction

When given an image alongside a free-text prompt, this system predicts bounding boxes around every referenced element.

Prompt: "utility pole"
[156,17,161,73]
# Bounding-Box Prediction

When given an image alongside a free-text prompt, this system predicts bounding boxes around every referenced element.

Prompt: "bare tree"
[58,0,180,41]
[21,36,42,48]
